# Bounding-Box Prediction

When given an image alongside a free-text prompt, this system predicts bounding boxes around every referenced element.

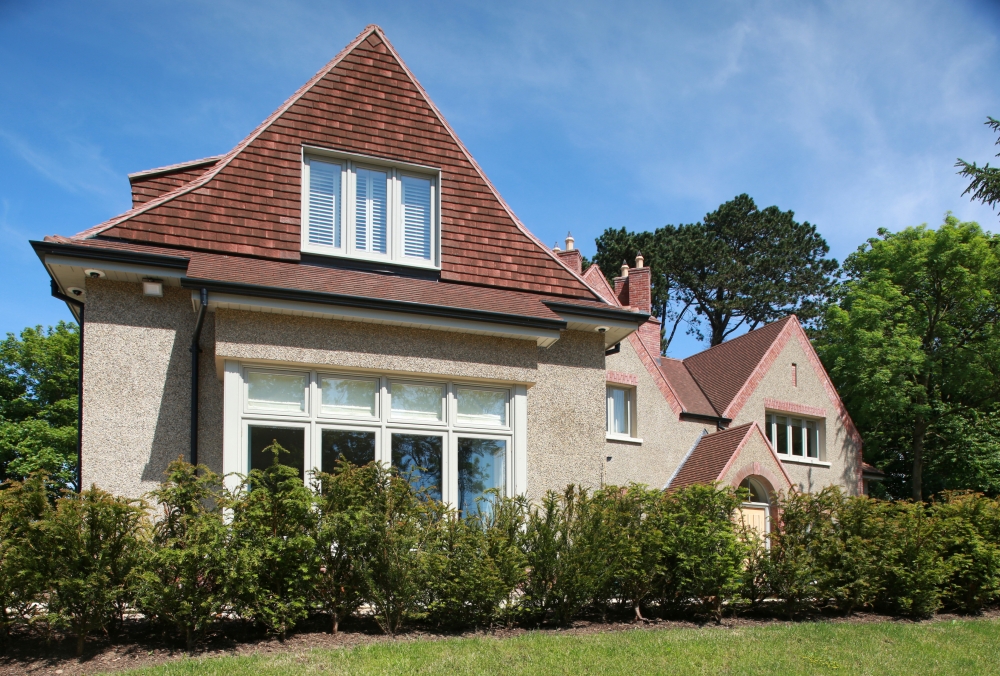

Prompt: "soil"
[2,607,998,676]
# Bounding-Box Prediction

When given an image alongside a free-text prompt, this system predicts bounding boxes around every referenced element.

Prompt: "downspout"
[50,281,84,492]
[190,289,208,466]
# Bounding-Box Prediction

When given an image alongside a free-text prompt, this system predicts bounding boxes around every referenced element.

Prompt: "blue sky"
[1,0,998,357]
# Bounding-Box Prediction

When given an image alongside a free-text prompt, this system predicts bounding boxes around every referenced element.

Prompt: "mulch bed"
[3,607,998,675]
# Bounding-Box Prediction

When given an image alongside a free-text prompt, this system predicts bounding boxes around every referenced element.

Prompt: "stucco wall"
[605,338,711,489]
[82,280,222,498]
[720,430,787,495]
[729,335,862,495]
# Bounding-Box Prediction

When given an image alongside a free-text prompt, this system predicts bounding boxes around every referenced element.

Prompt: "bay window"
[224,363,523,514]
[765,413,822,460]
[301,151,439,269]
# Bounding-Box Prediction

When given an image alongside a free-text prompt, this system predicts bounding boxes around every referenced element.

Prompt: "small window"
[792,363,798,387]
[766,412,823,460]
[302,153,438,268]
[320,376,377,418]
[246,371,307,413]
[456,387,508,428]
[607,386,633,437]
[457,437,507,517]
[248,425,305,480]
[391,433,444,501]
[390,382,445,422]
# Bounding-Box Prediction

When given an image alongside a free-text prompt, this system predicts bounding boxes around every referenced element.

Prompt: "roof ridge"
[682,315,795,364]
[71,24,381,241]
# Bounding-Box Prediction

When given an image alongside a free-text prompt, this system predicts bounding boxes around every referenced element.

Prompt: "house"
[32,26,863,519]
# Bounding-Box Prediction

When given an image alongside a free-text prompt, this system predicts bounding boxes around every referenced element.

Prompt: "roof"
[861,462,885,478]
[669,423,755,489]
[682,318,795,417]
[657,358,718,418]
[58,25,601,301]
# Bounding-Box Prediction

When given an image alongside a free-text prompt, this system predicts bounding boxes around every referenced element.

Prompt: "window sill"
[779,456,831,468]
[300,244,440,271]
[606,433,643,445]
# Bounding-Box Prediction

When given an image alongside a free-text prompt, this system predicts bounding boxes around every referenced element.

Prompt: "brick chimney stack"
[554,231,583,274]
[612,253,661,356]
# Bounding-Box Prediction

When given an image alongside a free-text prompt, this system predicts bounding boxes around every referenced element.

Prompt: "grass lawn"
[117,618,1000,676]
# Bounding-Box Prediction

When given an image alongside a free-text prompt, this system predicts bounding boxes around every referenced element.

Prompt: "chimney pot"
[553,241,561,252]
[620,261,629,278]
[565,232,575,251]
[635,252,644,268]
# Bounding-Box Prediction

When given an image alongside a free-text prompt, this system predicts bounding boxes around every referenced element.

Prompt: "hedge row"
[2,448,1000,653]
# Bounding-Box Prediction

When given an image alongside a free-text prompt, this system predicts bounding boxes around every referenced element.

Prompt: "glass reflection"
[248,425,305,480]
[321,429,376,471]
[391,433,443,500]
[247,372,306,412]
[457,438,506,517]
[456,388,507,427]
[391,383,443,421]
[321,377,376,417]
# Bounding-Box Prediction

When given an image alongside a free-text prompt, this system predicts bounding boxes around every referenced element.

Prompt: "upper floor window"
[765,412,821,460]
[607,385,635,439]
[301,150,439,268]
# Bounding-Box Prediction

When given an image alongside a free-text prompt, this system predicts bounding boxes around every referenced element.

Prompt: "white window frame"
[606,384,640,443]
[765,411,829,466]
[223,361,525,507]
[300,146,441,270]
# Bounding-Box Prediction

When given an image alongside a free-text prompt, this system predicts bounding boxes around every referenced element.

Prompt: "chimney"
[554,231,583,274]
[612,253,660,355]
[613,260,630,306]
[628,253,651,314]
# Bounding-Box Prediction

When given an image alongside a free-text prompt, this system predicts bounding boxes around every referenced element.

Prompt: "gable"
[76,26,599,300]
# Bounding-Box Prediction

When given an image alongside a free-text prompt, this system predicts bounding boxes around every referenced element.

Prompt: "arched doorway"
[737,476,771,539]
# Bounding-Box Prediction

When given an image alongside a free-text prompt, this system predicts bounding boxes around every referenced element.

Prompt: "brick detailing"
[72,26,600,299]
[729,462,791,497]
[606,370,638,386]
[582,265,618,304]
[717,423,794,491]
[614,276,629,306]
[763,398,826,418]
[556,249,583,274]
[637,316,661,357]
[627,267,651,313]
[627,332,684,416]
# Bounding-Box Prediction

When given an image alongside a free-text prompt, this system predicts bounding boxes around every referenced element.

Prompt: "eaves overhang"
[543,300,648,348]
[181,277,567,346]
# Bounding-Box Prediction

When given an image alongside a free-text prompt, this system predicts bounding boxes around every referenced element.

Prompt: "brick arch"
[730,462,791,500]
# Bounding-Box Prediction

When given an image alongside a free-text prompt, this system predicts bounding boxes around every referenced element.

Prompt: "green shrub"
[933,492,1000,613]
[41,486,146,655]
[871,500,948,618]
[230,443,317,639]
[521,486,603,625]
[313,461,377,634]
[589,485,664,620]
[423,493,528,629]
[135,460,231,650]
[353,462,434,635]
[656,484,744,621]
[0,473,51,646]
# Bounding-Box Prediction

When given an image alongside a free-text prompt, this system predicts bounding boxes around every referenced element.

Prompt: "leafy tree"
[594,194,837,351]
[957,117,1000,216]
[135,460,230,651]
[0,323,79,489]
[815,216,1000,500]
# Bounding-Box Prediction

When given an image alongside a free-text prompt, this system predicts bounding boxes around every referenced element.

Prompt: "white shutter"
[355,167,388,254]
[401,175,432,260]
[307,160,341,248]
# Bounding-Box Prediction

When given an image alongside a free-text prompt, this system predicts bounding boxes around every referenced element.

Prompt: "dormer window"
[301,149,439,269]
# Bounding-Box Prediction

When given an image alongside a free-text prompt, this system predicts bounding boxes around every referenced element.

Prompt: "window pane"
[308,160,341,248]
[321,429,376,471]
[401,175,432,260]
[355,167,387,254]
[792,419,804,456]
[391,383,444,421]
[320,377,376,418]
[391,433,443,501]
[456,388,507,427]
[458,438,506,517]
[249,425,305,481]
[608,387,629,435]
[807,421,819,458]
[765,414,773,443]
[776,416,788,454]
[247,372,306,412]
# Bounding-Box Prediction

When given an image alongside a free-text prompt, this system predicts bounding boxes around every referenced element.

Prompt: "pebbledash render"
[32,25,873,526]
